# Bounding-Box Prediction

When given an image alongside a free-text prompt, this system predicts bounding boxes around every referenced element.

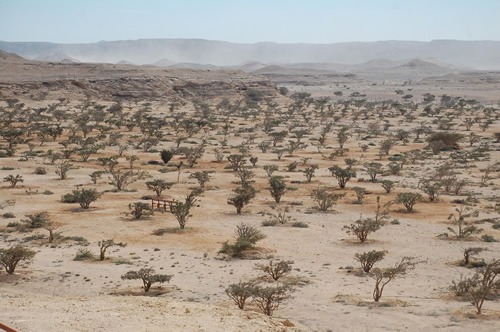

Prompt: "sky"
[0,0,499,44]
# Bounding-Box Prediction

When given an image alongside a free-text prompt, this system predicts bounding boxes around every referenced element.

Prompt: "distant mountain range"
[0,39,499,70]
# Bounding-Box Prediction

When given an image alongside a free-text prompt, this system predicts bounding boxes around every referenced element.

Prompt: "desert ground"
[0,52,499,331]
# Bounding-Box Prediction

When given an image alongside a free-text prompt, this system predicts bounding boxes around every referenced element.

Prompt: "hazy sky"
[1,0,499,44]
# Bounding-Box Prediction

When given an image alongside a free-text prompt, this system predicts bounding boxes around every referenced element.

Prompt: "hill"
[1,39,499,69]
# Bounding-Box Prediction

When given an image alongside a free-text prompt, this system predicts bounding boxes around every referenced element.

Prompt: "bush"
[3,174,23,188]
[261,219,278,227]
[363,162,383,182]
[369,257,420,302]
[61,193,78,203]
[355,250,387,272]
[380,180,395,193]
[263,164,279,177]
[190,171,210,189]
[2,212,15,218]
[460,259,500,314]
[67,188,101,209]
[128,202,153,219]
[447,206,481,239]
[225,281,256,309]
[462,247,486,266]
[227,183,256,214]
[449,274,478,297]
[481,234,497,242]
[269,176,287,203]
[291,221,309,228]
[160,150,174,164]
[310,187,344,211]
[0,245,36,274]
[264,208,293,226]
[21,212,49,229]
[170,189,201,229]
[344,216,385,243]
[146,179,174,197]
[254,260,294,281]
[396,192,421,212]
[352,187,366,204]
[98,239,127,261]
[34,167,47,175]
[74,248,95,261]
[427,132,463,151]
[251,283,294,316]
[219,223,266,258]
[121,267,173,292]
[329,166,356,188]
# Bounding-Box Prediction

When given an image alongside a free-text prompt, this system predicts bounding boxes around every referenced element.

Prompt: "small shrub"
[121,267,173,292]
[369,257,421,302]
[160,150,174,164]
[3,174,24,188]
[462,247,486,266]
[74,248,95,261]
[269,176,287,203]
[344,216,385,243]
[447,206,481,239]
[380,180,395,193]
[355,250,387,273]
[34,167,47,175]
[61,193,78,203]
[2,212,15,218]
[329,166,356,188]
[481,234,497,242]
[219,223,266,258]
[265,208,293,225]
[0,245,36,274]
[291,221,309,228]
[352,187,366,204]
[396,192,421,212]
[98,239,127,261]
[128,202,153,219]
[449,274,478,297]
[227,183,256,214]
[263,164,279,177]
[310,187,344,211]
[67,188,101,209]
[251,283,294,316]
[170,189,201,229]
[462,259,500,314]
[254,260,294,281]
[21,212,49,229]
[261,219,278,227]
[225,281,256,309]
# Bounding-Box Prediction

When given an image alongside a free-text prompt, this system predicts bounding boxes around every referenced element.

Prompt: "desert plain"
[0,50,499,332]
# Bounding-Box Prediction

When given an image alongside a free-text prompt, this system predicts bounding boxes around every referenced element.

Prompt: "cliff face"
[0,55,278,102]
